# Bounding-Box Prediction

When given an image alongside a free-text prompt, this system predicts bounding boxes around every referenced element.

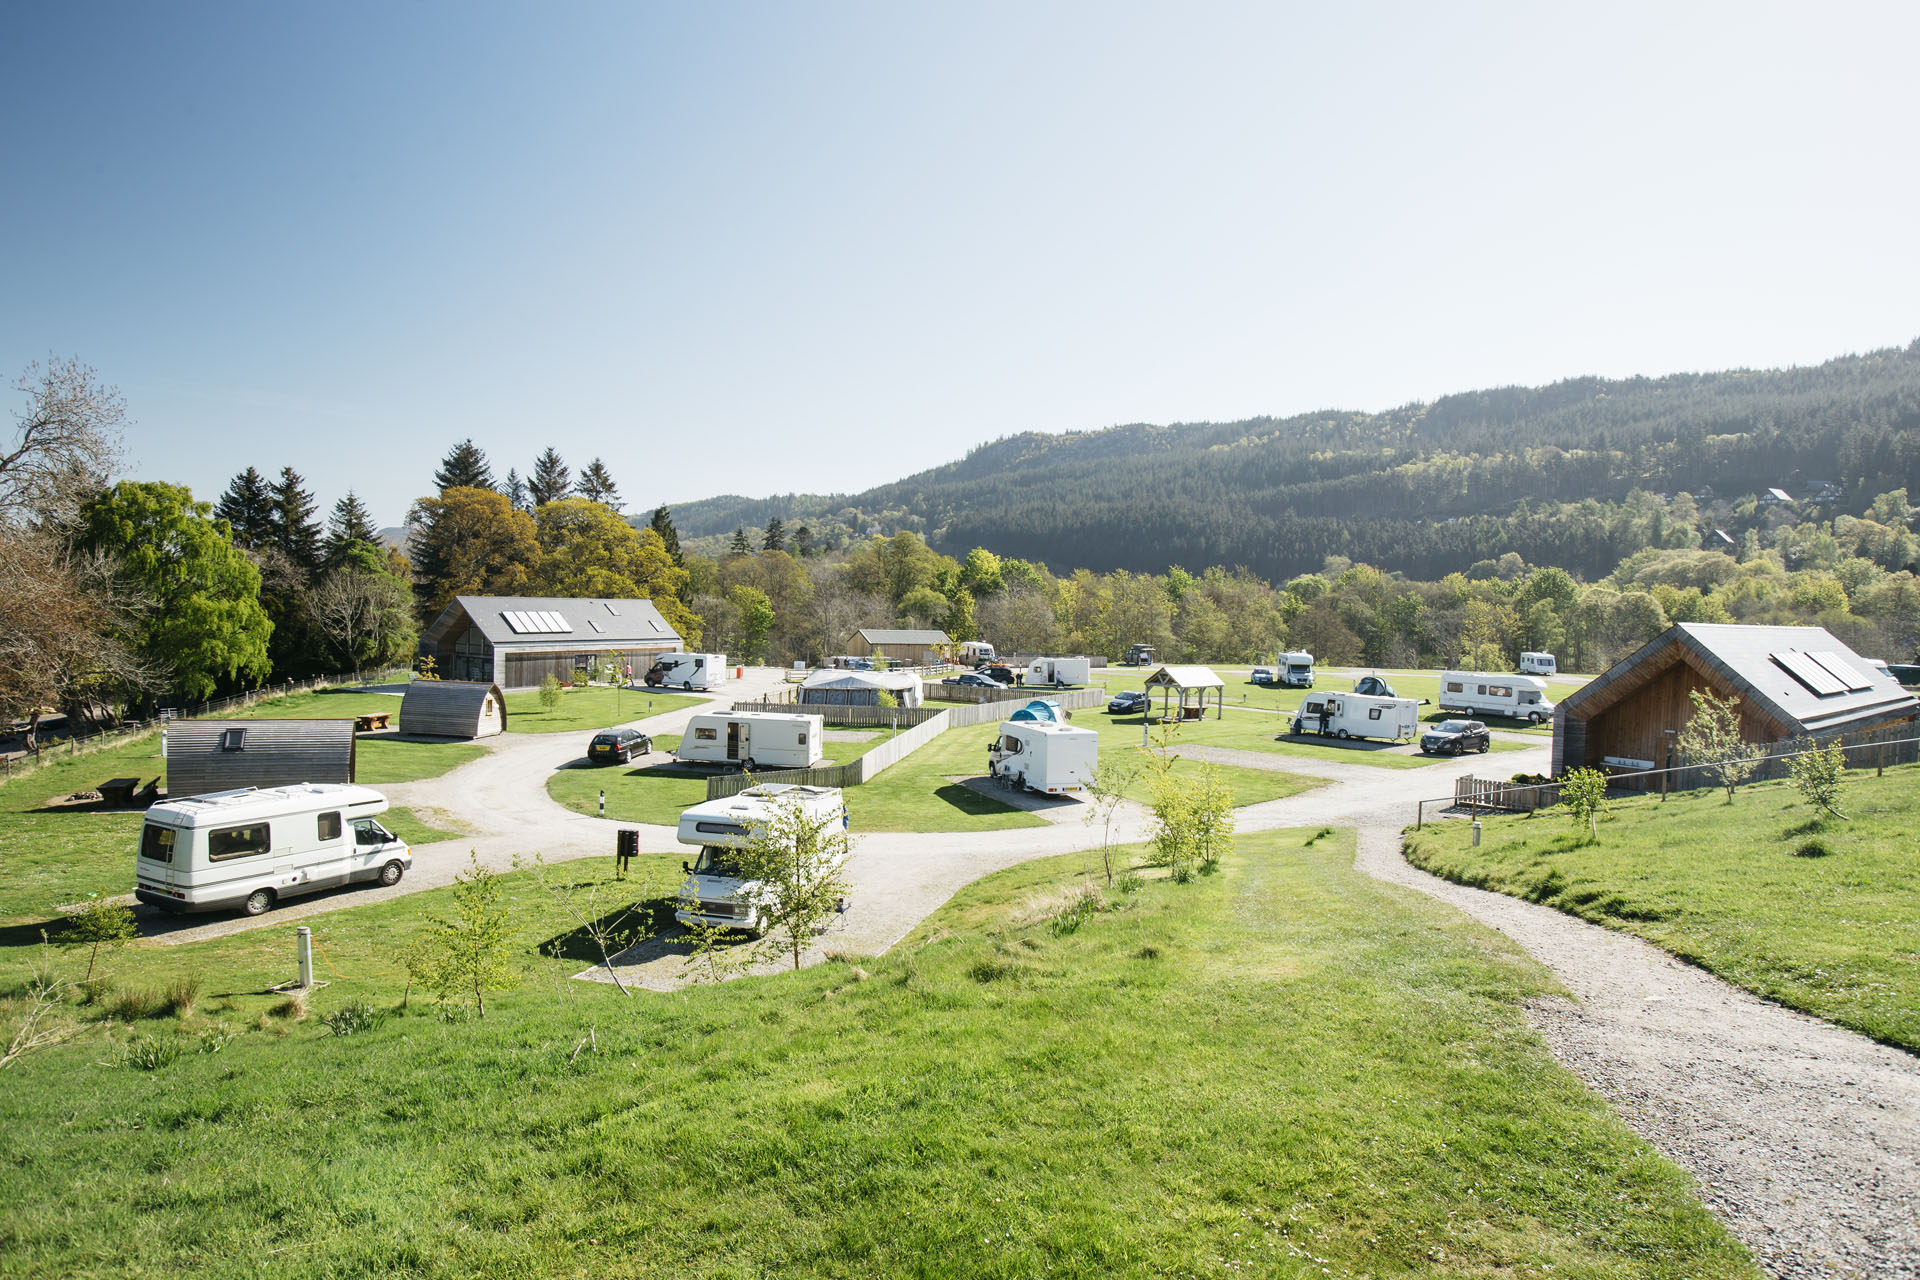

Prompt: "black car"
[944,672,1006,689]
[1107,690,1148,714]
[1420,719,1490,755]
[589,727,653,764]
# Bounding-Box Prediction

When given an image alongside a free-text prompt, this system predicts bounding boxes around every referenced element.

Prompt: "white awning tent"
[1142,664,1226,721]
[797,668,925,709]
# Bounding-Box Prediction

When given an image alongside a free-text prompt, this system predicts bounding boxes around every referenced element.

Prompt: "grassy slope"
[0,831,1755,1279]
[1404,768,1920,1052]
[503,686,705,733]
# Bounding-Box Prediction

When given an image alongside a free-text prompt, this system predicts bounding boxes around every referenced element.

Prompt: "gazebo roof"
[1142,664,1224,690]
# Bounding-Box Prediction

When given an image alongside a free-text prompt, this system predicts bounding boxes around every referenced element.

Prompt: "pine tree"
[324,490,380,564]
[649,505,683,567]
[576,458,621,510]
[269,466,324,573]
[762,516,786,553]
[729,525,752,555]
[502,468,530,512]
[793,524,814,558]
[528,447,571,506]
[434,439,495,492]
[213,467,275,548]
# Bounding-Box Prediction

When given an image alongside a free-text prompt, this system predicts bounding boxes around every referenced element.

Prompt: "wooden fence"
[1453,775,1561,813]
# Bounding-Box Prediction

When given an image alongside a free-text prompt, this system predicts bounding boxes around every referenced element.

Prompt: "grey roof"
[435,596,682,649]
[1143,664,1225,690]
[856,628,951,646]
[801,669,921,692]
[1562,623,1918,736]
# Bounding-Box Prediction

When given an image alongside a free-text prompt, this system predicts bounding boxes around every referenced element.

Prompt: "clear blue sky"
[6,2,1916,528]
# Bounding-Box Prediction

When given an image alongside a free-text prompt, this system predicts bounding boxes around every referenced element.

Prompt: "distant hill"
[660,342,1920,580]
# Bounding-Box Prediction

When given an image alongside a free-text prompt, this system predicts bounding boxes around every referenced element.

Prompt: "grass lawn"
[1404,767,1920,1052]
[1108,668,1590,736]
[0,734,159,922]
[547,731,891,827]
[354,736,488,783]
[207,687,406,721]
[504,685,707,733]
[0,829,1756,1279]
[378,805,468,846]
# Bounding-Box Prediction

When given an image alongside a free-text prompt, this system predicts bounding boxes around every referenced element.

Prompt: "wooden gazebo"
[1142,664,1226,722]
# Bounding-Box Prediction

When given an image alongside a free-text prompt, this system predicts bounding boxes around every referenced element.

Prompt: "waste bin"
[735,666,744,679]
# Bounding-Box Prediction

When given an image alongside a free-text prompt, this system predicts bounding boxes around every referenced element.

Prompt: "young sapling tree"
[62,894,136,980]
[1787,736,1849,820]
[514,853,653,995]
[1559,767,1609,842]
[732,791,854,971]
[1675,688,1765,803]
[417,854,518,1016]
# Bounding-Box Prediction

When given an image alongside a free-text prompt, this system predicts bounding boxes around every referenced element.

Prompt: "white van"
[959,640,996,665]
[988,720,1098,795]
[1280,651,1315,688]
[134,784,411,917]
[1439,671,1555,723]
[1025,656,1092,687]
[1289,692,1420,742]
[675,784,846,933]
[1519,651,1558,676]
[676,711,823,770]
[646,652,727,691]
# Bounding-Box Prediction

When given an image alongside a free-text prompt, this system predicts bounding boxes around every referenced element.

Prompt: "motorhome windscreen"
[139,824,176,863]
[208,824,270,861]
[694,846,746,876]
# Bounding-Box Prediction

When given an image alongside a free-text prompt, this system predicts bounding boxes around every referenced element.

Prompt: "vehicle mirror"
[682,860,691,874]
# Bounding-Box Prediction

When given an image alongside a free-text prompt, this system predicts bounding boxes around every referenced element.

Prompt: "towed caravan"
[1288,692,1420,742]
[675,784,847,933]
[988,720,1098,795]
[676,710,823,770]
[1025,656,1092,687]
[1519,651,1558,676]
[134,783,411,917]
[1439,671,1555,723]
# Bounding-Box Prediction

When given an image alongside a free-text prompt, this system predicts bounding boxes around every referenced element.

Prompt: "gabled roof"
[1560,623,1918,736]
[856,628,951,646]
[1143,664,1225,690]
[427,596,681,649]
[800,669,922,692]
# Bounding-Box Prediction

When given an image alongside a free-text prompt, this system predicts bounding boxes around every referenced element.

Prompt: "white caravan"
[676,711,823,771]
[1280,650,1316,688]
[959,640,997,665]
[1025,656,1092,687]
[675,783,847,933]
[1519,651,1558,676]
[1439,671,1555,723]
[988,720,1098,795]
[1289,692,1420,742]
[646,652,727,691]
[134,783,411,917]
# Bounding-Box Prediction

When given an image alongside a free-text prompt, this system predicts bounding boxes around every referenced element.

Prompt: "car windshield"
[1435,720,1473,733]
[591,733,617,745]
[693,846,746,877]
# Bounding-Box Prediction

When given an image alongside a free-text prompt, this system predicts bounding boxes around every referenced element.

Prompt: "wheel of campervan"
[243,887,275,917]
[1336,729,1350,739]
[1529,711,1544,723]
[741,757,756,772]
[379,860,405,886]
[683,680,693,690]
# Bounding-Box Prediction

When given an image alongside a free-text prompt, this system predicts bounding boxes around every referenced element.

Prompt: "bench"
[98,777,140,807]
[355,712,393,732]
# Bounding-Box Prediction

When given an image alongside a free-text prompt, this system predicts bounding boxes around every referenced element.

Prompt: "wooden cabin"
[844,628,951,666]
[399,680,507,739]
[166,719,357,799]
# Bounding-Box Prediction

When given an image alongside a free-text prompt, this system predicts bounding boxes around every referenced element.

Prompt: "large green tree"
[80,482,272,700]
[575,458,620,510]
[324,490,381,567]
[406,486,540,623]
[213,467,275,549]
[529,497,700,639]
[268,466,324,574]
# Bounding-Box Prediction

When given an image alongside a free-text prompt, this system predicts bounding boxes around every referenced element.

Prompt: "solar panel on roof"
[546,610,572,632]
[502,611,527,633]
[1772,650,1847,697]
[1807,651,1872,692]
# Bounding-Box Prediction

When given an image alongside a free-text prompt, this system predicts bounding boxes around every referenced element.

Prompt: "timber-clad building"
[398,680,506,739]
[166,719,357,799]
[1552,622,1919,788]
[844,628,951,665]
[419,595,683,689]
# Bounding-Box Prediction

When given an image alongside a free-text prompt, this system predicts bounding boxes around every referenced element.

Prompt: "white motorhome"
[1280,650,1315,688]
[675,784,846,933]
[1439,671,1555,723]
[987,720,1098,795]
[959,640,997,665]
[134,784,410,917]
[1519,651,1558,676]
[646,652,727,691]
[1025,656,1092,687]
[676,710,823,770]
[1289,692,1420,742]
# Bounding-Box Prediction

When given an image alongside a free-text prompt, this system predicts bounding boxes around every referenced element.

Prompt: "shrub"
[269,990,309,1021]
[537,674,564,711]
[1048,884,1105,936]
[1794,839,1834,858]
[61,896,136,980]
[107,986,164,1022]
[1559,768,1609,843]
[321,999,385,1037]
[162,973,203,1019]
[1788,737,1848,820]
[123,1037,181,1070]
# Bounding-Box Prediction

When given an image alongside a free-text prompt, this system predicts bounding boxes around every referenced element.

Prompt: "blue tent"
[1008,699,1067,723]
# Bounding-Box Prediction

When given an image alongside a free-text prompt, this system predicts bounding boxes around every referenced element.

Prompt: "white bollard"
[1471,821,1483,848]
[296,926,313,989]
[599,789,605,817]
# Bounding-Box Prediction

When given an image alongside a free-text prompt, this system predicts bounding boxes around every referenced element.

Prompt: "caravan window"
[317,812,342,841]
[140,824,176,864]
[1446,681,1463,693]
[1000,736,1023,753]
[1488,685,1512,698]
[694,727,717,741]
[1368,707,1382,720]
[694,820,750,838]
[796,732,807,745]
[208,824,271,862]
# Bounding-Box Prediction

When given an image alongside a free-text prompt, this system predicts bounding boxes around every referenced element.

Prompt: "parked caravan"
[1007,698,1067,723]
[988,720,1098,795]
[675,784,847,933]
[1288,692,1420,742]
[646,652,726,690]
[1280,651,1315,688]
[1519,651,1558,676]
[959,640,997,665]
[134,783,410,917]
[1439,671,1555,722]
[1026,656,1092,687]
[675,711,823,770]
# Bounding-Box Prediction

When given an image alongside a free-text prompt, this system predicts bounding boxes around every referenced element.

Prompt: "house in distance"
[1552,622,1919,788]
[418,595,683,689]
[844,628,952,666]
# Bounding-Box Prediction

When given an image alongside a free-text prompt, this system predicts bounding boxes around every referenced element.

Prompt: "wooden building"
[399,680,507,739]
[419,596,682,689]
[1553,623,1918,788]
[844,628,952,665]
[1142,664,1226,721]
[166,719,357,799]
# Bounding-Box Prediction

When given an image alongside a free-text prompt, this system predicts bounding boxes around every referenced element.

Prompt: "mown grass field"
[1099,666,1590,735]
[0,830,1756,1279]
[502,685,705,733]
[1404,766,1920,1052]
[546,730,894,827]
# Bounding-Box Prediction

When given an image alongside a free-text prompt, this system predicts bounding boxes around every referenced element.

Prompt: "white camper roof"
[686,709,818,727]
[1000,720,1098,742]
[147,783,389,827]
[676,783,844,846]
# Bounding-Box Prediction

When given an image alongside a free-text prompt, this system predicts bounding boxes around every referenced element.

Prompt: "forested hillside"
[666,342,1920,579]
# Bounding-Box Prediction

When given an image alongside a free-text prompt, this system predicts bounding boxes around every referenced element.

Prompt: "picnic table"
[355,712,393,732]
[98,777,140,807]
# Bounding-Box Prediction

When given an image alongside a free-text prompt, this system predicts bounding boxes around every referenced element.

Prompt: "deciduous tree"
[1676,687,1765,803]
[406,486,540,623]
[1,357,123,529]
[527,498,699,639]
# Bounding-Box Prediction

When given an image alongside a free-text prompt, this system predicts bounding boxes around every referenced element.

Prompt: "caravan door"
[726,719,752,765]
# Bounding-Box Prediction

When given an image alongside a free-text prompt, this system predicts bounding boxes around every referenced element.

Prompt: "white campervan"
[1519,651,1558,677]
[1025,656,1092,687]
[959,640,997,665]
[1289,692,1420,742]
[646,652,727,691]
[676,710,823,770]
[675,784,847,933]
[988,720,1098,795]
[134,784,411,917]
[1280,651,1315,688]
[1439,671,1555,723]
